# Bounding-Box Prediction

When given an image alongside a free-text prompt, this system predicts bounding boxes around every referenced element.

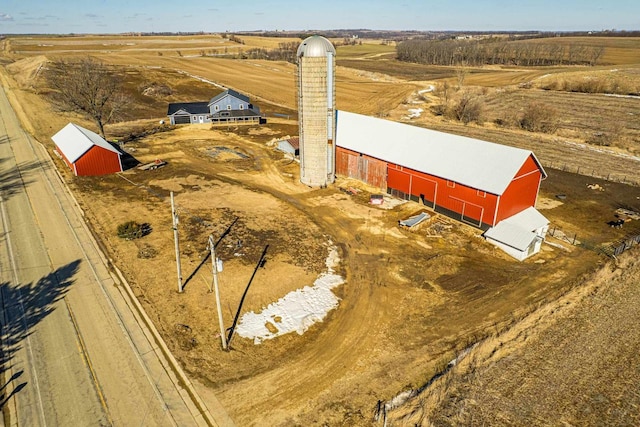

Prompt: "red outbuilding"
[335,110,547,231]
[52,123,123,176]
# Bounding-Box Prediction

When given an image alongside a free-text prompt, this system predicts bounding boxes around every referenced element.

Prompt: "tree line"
[243,41,300,63]
[397,39,605,67]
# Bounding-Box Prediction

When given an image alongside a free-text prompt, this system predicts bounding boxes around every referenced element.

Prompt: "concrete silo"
[296,35,336,187]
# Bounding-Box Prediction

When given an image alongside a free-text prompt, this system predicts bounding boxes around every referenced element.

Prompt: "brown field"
[1,33,640,426]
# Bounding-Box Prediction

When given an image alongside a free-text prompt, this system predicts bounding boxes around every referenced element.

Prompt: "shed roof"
[52,123,120,164]
[209,89,250,105]
[167,102,210,115]
[484,207,549,252]
[335,110,546,195]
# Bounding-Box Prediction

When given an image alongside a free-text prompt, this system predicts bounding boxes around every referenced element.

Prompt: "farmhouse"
[167,89,262,125]
[52,123,123,176]
[334,110,549,260]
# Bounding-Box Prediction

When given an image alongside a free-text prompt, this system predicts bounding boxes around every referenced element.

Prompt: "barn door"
[461,202,484,227]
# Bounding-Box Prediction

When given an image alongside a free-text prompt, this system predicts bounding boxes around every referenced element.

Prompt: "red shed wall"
[495,155,543,223]
[74,146,122,176]
[387,164,499,228]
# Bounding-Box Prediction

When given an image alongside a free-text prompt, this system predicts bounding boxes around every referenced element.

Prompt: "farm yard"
[1,33,640,425]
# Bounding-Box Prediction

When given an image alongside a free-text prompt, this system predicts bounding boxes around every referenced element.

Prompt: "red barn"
[335,111,549,260]
[52,123,123,176]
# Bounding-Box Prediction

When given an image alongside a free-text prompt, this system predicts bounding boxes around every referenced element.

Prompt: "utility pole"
[171,191,183,293]
[209,235,227,350]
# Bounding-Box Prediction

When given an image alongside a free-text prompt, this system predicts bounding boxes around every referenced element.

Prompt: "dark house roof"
[287,137,300,150]
[167,102,210,115]
[209,89,250,105]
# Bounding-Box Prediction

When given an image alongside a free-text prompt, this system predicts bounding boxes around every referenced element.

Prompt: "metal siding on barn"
[336,147,387,189]
[74,145,122,176]
[496,155,543,223]
[387,163,499,228]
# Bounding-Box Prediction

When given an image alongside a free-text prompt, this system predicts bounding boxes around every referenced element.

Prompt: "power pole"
[209,235,227,350]
[171,191,183,293]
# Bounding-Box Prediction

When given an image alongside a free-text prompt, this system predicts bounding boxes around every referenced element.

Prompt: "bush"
[117,221,144,240]
[452,93,484,125]
[519,102,557,133]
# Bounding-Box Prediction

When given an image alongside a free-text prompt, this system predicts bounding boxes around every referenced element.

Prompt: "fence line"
[601,233,640,258]
[548,225,640,258]
[545,161,640,187]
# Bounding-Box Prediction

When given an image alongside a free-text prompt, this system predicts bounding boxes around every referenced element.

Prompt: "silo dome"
[297,35,336,58]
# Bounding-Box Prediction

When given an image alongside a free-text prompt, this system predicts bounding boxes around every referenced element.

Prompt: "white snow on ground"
[418,85,435,94]
[236,245,345,344]
[405,108,423,119]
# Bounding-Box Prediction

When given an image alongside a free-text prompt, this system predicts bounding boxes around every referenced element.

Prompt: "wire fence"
[548,226,640,258]
[545,161,640,187]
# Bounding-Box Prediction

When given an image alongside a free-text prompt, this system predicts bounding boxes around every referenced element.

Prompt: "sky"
[0,0,638,34]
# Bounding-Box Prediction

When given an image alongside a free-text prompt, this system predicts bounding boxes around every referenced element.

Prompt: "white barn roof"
[484,207,549,252]
[335,111,545,195]
[52,123,120,163]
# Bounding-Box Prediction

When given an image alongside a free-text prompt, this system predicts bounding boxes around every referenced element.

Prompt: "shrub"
[117,221,144,240]
[519,102,557,133]
[452,93,484,125]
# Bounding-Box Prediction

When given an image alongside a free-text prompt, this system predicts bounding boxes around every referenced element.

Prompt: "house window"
[477,189,486,198]
[447,180,455,188]
[239,104,244,110]
[192,116,196,121]
[214,105,219,111]
[227,105,232,110]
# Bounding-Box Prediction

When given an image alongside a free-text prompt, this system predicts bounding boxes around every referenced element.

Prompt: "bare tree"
[46,57,130,138]
[453,92,484,125]
[455,66,468,90]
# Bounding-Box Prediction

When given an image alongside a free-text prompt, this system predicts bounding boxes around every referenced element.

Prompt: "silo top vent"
[297,35,336,58]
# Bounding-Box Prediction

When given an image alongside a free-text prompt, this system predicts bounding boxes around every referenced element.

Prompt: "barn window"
[477,190,486,198]
[447,180,455,188]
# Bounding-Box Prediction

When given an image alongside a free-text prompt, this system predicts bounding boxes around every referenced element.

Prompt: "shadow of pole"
[181,217,238,291]
[226,244,269,348]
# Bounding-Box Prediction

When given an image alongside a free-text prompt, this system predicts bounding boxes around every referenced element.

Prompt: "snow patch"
[404,108,423,119]
[418,85,435,94]
[236,245,345,344]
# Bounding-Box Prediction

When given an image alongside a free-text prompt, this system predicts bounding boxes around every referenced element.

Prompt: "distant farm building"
[277,137,300,158]
[167,89,262,125]
[52,123,123,176]
[334,110,549,260]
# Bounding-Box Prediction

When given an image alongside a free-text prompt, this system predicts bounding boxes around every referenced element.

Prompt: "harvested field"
[386,248,640,426]
[2,33,640,426]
